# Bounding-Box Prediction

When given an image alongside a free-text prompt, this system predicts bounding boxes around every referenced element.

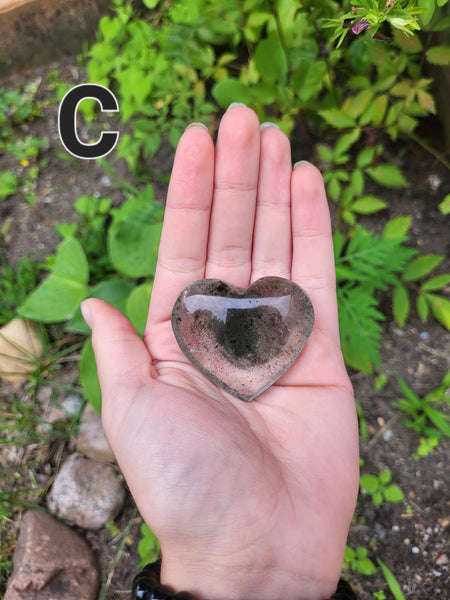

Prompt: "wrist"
[160,556,339,600]
[132,562,357,600]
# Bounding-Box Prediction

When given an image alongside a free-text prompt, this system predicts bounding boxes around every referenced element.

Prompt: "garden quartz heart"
[171,277,314,401]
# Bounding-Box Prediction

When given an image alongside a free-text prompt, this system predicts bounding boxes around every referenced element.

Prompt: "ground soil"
[0,57,449,600]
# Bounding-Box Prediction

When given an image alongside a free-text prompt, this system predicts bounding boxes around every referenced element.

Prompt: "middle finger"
[205,104,261,287]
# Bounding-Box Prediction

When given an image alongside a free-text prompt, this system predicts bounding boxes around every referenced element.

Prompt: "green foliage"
[360,469,404,506]
[80,0,447,173]
[19,239,90,323]
[394,374,450,451]
[334,225,416,372]
[0,82,49,203]
[0,171,19,201]
[137,523,161,567]
[413,435,439,460]
[377,559,406,600]
[344,545,377,575]
[55,194,114,281]
[0,255,43,327]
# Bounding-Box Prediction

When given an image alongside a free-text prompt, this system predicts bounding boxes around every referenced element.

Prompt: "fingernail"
[260,121,280,130]
[227,102,247,111]
[186,122,209,132]
[293,160,313,169]
[81,300,93,329]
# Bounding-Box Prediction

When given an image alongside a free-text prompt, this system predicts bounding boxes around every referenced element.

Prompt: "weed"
[137,523,161,568]
[394,374,450,452]
[344,545,377,576]
[359,469,404,506]
[0,255,43,327]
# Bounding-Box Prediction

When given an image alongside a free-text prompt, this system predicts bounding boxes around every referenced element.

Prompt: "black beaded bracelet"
[131,562,357,600]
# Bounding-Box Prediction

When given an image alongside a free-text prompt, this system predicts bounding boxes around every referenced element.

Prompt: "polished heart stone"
[171,276,314,401]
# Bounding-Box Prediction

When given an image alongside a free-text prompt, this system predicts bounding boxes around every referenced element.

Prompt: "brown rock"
[46,453,125,529]
[76,403,115,463]
[0,319,43,383]
[4,508,99,600]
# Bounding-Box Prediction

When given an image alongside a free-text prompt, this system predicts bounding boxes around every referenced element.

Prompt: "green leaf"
[377,559,406,600]
[67,278,135,333]
[366,164,408,187]
[317,144,334,162]
[422,273,450,291]
[350,170,365,196]
[80,338,101,413]
[382,216,412,239]
[426,46,450,65]
[439,193,450,215]
[359,95,388,127]
[384,484,404,502]
[416,294,430,322]
[254,35,287,84]
[402,254,444,281]
[356,147,375,168]
[19,239,89,322]
[126,282,153,337]
[393,284,410,327]
[373,491,384,506]
[418,0,436,26]
[142,0,160,7]
[360,474,379,493]
[342,89,374,120]
[334,129,361,157]
[425,407,450,436]
[137,523,161,568]
[358,557,377,575]
[212,79,253,108]
[351,195,387,214]
[424,293,450,329]
[0,171,20,200]
[378,469,392,484]
[397,377,421,407]
[108,198,163,279]
[319,109,356,129]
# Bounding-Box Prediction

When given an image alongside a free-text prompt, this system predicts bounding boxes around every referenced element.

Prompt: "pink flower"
[352,19,370,34]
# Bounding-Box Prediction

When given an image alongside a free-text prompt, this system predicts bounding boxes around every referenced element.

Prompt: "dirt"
[0,57,449,600]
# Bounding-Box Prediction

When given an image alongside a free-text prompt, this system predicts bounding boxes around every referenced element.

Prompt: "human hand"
[82,104,359,600]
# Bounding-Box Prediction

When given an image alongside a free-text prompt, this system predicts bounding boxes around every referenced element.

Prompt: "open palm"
[83,105,359,600]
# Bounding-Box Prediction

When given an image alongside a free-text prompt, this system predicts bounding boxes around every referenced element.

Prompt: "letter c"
[58,84,120,159]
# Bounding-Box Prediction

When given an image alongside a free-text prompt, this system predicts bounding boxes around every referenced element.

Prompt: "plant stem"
[407,131,450,171]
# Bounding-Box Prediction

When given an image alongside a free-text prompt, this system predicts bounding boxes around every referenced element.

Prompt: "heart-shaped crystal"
[171,277,314,401]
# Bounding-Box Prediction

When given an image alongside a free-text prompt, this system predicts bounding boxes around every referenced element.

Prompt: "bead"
[331,578,357,599]
[148,583,174,599]
[131,565,159,599]
[172,592,197,600]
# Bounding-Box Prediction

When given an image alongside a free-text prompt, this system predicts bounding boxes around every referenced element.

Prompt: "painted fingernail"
[227,102,247,110]
[260,121,280,130]
[293,160,313,169]
[186,122,209,132]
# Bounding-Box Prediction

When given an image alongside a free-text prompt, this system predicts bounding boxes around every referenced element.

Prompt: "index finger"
[147,124,214,329]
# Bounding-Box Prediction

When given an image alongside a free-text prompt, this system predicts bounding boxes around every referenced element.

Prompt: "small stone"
[4,509,98,600]
[76,403,115,463]
[412,546,420,554]
[436,554,448,566]
[172,277,314,401]
[382,429,393,442]
[39,394,83,434]
[46,453,125,529]
[0,319,43,384]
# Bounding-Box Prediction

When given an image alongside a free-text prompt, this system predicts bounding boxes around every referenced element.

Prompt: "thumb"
[81,298,154,421]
